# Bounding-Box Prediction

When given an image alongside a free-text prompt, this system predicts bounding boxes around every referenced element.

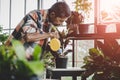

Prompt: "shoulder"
[27,9,48,22]
[27,10,42,21]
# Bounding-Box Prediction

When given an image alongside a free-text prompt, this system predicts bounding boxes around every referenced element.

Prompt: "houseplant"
[0,25,45,78]
[81,36,120,80]
[0,40,45,80]
[66,11,84,35]
[0,26,45,80]
[42,29,72,68]
[0,26,8,44]
[66,0,92,35]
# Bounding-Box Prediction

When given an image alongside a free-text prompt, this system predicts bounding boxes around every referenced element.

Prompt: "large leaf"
[12,40,26,61]
[15,60,45,76]
[89,48,104,57]
[97,41,113,57]
[105,37,120,55]
[33,44,42,61]
[14,60,34,77]
[27,61,45,76]
[104,37,119,53]
[63,49,72,56]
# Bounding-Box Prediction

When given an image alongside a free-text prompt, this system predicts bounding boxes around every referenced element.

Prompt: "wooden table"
[46,67,85,80]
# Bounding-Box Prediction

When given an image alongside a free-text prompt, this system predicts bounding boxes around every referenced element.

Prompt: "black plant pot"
[55,57,68,68]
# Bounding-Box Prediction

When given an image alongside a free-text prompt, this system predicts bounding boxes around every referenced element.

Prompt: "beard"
[49,19,60,26]
[48,16,61,26]
[52,23,60,26]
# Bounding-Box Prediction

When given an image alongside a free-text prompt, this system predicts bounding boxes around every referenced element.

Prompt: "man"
[5,1,71,60]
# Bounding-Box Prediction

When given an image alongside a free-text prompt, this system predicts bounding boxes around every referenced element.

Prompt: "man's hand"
[49,32,60,39]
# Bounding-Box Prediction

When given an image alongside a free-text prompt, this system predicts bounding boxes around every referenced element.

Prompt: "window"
[0,0,95,67]
[98,0,120,24]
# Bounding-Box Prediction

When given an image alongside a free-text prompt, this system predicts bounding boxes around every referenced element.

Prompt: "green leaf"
[89,48,104,57]
[15,60,34,76]
[27,61,45,75]
[63,49,72,56]
[12,40,26,61]
[33,45,42,61]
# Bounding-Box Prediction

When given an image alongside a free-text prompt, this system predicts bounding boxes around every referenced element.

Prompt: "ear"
[50,12,55,18]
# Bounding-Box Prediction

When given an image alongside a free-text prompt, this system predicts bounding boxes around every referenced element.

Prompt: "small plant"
[66,11,84,24]
[0,25,8,44]
[67,0,93,24]
[66,11,84,35]
[42,28,72,67]
[50,29,72,58]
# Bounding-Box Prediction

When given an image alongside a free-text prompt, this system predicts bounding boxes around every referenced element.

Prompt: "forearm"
[31,33,51,40]
[24,32,51,42]
[4,35,14,46]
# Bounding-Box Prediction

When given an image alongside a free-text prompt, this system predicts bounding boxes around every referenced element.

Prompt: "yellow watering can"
[49,38,61,51]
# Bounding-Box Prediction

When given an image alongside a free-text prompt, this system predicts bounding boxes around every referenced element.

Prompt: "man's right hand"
[49,31,60,39]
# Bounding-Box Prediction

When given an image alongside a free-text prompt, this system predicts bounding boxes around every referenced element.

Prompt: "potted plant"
[0,40,45,80]
[66,11,84,35]
[0,26,45,80]
[55,29,72,68]
[81,36,120,80]
[66,0,92,35]
[42,29,72,68]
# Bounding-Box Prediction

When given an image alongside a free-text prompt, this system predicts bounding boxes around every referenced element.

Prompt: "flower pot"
[78,24,90,34]
[116,23,120,33]
[96,24,107,34]
[67,24,90,36]
[55,57,68,68]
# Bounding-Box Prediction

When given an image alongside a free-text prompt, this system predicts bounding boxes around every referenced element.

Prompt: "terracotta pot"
[116,23,120,33]
[79,24,90,34]
[97,24,107,34]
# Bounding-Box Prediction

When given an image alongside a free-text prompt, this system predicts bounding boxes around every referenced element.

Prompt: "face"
[49,12,68,26]
[52,17,67,26]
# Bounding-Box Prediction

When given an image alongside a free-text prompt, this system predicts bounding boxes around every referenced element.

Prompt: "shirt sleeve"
[22,10,43,34]
[12,10,43,40]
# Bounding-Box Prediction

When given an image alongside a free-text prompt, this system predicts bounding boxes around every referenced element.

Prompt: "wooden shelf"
[69,33,120,40]
[69,32,120,67]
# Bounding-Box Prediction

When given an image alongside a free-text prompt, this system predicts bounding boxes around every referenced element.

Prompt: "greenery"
[0,26,45,80]
[0,25,8,44]
[0,40,45,80]
[66,0,93,35]
[66,11,84,24]
[73,0,92,18]
[58,29,72,57]
[42,28,72,67]
[66,11,84,35]
[81,36,120,80]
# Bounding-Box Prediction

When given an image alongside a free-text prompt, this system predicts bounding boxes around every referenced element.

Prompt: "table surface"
[46,67,86,80]
[47,67,85,71]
